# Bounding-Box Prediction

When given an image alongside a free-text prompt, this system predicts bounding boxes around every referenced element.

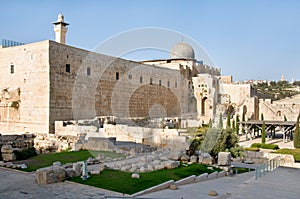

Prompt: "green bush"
[13,148,37,160]
[250,143,279,150]
[244,147,260,152]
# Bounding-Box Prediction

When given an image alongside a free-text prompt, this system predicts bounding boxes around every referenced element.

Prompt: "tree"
[242,112,245,134]
[294,113,300,148]
[226,112,231,129]
[219,113,223,129]
[235,115,240,134]
[262,121,266,144]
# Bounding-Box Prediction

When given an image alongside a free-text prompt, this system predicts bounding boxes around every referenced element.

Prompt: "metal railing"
[255,156,284,180]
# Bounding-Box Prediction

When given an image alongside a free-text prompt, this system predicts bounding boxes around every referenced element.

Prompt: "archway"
[201,97,207,116]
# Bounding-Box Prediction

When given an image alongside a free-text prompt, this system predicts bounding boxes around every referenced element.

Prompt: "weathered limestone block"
[190,155,198,163]
[154,164,165,170]
[1,145,14,153]
[174,175,196,186]
[195,173,208,182]
[1,153,16,162]
[73,162,82,176]
[36,166,66,184]
[217,152,231,166]
[202,157,213,165]
[147,164,154,171]
[65,168,76,178]
[168,151,184,160]
[164,161,180,169]
[180,154,190,162]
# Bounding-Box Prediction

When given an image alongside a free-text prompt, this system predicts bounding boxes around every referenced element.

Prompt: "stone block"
[36,166,66,184]
[198,156,204,164]
[1,145,14,154]
[168,151,183,160]
[190,155,198,163]
[65,168,76,178]
[202,157,212,165]
[174,175,196,186]
[99,163,106,171]
[180,154,190,162]
[154,164,165,170]
[164,161,180,169]
[217,152,231,166]
[73,162,82,176]
[195,173,208,182]
[53,161,62,166]
[207,171,218,180]
[90,170,100,175]
[2,153,16,162]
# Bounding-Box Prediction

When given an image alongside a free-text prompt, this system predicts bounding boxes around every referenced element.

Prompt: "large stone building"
[3,13,295,136]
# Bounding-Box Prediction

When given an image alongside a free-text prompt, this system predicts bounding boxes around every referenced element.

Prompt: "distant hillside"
[253,81,300,101]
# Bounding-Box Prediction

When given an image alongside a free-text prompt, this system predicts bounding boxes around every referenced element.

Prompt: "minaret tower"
[53,13,69,44]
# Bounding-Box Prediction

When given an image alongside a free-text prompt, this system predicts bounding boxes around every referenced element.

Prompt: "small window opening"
[150,78,153,85]
[140,76,143,83]
[159,80,162,86]
[66,64,70,73]
[116,72,119,80]
[87,67,91,76]
[10,65,14,74]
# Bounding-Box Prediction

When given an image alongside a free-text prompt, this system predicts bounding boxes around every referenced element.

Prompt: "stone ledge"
[174,175,196,186]
[195,173,208,182]
[132,180,174,197]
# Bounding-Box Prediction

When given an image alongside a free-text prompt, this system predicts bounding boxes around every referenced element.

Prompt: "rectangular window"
[87,67,91,76]
[167,81,170,88]
[159,80,162,86]
[10,65,14,74]
[116,72,119,80]
[66,64,70,73]
[140,76,143,83]
[128,74,132,79]
[175,82,177,88]
[150,78,153,85]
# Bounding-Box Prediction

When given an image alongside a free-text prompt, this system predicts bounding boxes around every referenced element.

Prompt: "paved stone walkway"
[0,168,123,199]
[140,166,300,199]
[1,165,300,198]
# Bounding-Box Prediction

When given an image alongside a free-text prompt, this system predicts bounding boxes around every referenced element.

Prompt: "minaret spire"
[53,13,69,44]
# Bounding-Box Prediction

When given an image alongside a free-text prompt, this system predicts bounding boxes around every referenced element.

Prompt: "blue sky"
[1,0,299,81]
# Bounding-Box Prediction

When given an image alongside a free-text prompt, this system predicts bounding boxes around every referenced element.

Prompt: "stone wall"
[0,41,50,134]
[259,98,300,121]
[48,41,192,133]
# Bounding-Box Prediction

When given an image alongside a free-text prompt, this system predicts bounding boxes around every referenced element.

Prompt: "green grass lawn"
[69,164,220,195]
[15,150,123,172]
[274,148,300,162]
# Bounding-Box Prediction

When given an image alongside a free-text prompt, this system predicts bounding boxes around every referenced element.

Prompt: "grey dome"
[170,42,195,59]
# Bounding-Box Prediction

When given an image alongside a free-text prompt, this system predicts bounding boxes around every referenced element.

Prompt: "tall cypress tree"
[294,113,300,148]
[219,113,223,129]
[235,115,240,135]
[262,121,266,144]
[226,112,231,129]
[242,112,245,134]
